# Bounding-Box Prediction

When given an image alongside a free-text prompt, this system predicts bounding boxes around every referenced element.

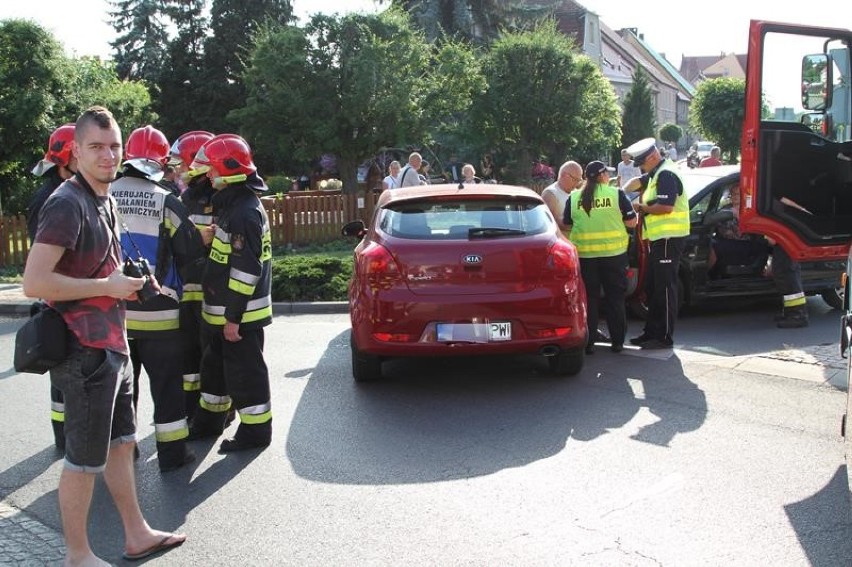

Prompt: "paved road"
[0,292,850,566]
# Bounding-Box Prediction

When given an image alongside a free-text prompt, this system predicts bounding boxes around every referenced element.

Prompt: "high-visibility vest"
[642,161,689,241]
[567,183,629,258]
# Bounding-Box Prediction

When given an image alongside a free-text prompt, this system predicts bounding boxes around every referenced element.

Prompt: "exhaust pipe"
[540,345,560,357]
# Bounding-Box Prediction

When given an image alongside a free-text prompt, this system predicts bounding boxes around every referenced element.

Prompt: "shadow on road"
[287,330,707,484]
[785,465,852,566]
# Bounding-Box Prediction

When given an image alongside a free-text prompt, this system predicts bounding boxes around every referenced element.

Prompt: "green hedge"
[270,255,352,302]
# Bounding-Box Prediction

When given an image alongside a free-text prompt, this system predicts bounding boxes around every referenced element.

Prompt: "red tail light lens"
[361,242,403,288]
[546,240,580,276]
[529,327,573,338]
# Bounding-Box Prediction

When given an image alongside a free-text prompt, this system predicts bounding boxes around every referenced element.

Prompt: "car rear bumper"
[350,287,587,357]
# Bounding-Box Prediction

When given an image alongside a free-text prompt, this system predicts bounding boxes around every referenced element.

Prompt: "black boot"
[776,305,809,328]
[51,420,65,452]
[219,420,272,453]
[187,408,227,440]
[157,441,196,473]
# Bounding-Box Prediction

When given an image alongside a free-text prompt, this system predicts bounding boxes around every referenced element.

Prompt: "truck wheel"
[821,287,844,310]
[350,334,382,382]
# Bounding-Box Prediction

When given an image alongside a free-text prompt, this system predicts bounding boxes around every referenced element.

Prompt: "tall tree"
[233,8,479,191]
[469,19,619,182]
[197,0,294,134]
[156,0,208,139]
[0,20,64,214]
[109,0,171,85]
[689,77,746,163]
[56,56,156,136]
[620,66,655,150]
[391,0,558,44]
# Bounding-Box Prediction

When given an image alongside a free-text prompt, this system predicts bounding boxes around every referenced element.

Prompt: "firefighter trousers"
[179,300,205,419]
[131,337,191,466]
[197,325,271,443]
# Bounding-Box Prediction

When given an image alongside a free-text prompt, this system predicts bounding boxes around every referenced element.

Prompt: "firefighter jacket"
[202,175,272,329]
[180,176,216,304]
[111,172,207,338]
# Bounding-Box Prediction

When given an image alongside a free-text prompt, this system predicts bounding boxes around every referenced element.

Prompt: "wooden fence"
[0,215,30,269]
[1,183,554,268]
[0,191,381,269]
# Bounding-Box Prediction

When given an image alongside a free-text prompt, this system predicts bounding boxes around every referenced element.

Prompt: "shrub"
[270,255,352,301]
[266,175,294,195]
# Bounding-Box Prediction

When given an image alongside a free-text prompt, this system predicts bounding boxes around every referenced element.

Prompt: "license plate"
[488,322,512,341]
[435,322,512,342]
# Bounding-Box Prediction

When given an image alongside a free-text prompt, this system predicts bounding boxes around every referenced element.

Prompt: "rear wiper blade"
[468,227,527,238]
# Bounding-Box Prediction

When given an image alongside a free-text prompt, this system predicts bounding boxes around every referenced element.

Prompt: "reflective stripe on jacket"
[643,161,689,241]
[111,175,207,337]
[567,183,628,258]
[201,183,272,329]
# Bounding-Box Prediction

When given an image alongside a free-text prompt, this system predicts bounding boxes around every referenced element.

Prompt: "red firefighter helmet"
[125,125,170,164]
[32,123,75,176]
[124,125,170,179]
[190,133,256,177]
[169,130,214,167]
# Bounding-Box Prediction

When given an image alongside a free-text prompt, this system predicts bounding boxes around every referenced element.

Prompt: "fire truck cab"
[740,20,852,260]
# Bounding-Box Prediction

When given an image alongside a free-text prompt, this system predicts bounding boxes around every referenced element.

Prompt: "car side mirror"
[341,220,366,238]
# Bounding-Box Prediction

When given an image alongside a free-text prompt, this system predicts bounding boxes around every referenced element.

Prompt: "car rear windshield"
[379,199,552,240]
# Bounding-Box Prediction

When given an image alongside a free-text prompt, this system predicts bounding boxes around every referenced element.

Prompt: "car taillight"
[361,242,403,287]
[372,332,417,343]
[546,240,579,276]
[529,327,573,338]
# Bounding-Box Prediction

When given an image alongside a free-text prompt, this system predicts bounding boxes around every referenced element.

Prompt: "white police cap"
[625,137,658,166]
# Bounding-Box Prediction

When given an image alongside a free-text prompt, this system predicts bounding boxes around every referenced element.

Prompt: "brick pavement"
[0,500,64,566]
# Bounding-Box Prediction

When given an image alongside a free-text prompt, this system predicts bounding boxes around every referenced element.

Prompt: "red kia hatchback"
[341,183,588,382]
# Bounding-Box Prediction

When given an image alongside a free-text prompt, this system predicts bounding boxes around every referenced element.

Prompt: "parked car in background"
[342,183,588,381]
[626,165,844,317]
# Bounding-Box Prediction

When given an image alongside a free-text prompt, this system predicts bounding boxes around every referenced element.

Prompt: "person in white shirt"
[382,161,401,190]
[398,152,424,187]
[541,160,583,235]
[666,142,678,162]
[616,149,642,191]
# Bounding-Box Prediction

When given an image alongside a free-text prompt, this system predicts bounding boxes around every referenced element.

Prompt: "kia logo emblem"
[463,254,483,265]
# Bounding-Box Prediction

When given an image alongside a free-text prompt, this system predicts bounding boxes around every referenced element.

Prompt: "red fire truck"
[752,21,852,481]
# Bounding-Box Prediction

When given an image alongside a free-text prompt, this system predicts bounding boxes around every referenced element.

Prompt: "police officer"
[110,125,206,472]
[169,130,216,419]
[623,138,689,349]
[28,123,77,451]
[187,134,273,452]
[564,161,637,353]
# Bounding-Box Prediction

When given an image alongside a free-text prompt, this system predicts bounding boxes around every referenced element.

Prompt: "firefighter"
[169,130,216,419]
[28,123,77,451]
[768,240,809,328]
[110,125,206,472]
[187,134,273,453]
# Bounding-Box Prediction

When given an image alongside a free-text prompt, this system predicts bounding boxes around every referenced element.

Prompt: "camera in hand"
[123,258,159,303]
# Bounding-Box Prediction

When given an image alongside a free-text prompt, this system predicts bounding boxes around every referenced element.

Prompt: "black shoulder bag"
[14,177,118,374]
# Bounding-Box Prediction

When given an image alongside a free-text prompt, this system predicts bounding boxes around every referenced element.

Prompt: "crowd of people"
[535,138,810,353]
[23,107,277,564]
